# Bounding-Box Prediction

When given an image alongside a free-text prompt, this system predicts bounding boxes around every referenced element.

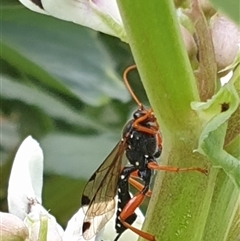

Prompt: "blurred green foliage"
[1,0,239,236]
[0,1,149,227]
[209,0,240,24]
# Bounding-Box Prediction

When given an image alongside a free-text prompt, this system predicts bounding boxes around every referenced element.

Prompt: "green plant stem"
[116,1,229,241]
[117,0,200,136]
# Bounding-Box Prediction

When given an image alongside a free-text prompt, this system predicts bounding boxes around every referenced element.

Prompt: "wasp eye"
[133,113,139,119]
[133,110,143,119]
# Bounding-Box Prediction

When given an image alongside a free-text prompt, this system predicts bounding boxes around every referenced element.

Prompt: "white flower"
[64,197,144,241]
[0,212,29,241]
[8,136,43,219]
[18,0,127,41]
[7,136,63,240]
[3,136,144,240]
[100,204,144,241]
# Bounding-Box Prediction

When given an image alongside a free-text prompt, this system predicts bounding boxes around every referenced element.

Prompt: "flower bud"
[0,212,29,241]
[180,25,198,62]
[174,0,190,8]
[210,15,240,74]
[199,0,216,18]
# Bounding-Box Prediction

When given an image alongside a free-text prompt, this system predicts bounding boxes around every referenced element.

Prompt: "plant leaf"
[1,75,107,131]
[40,132,119,179]
[1,6,129,106]
[192,75,240,189]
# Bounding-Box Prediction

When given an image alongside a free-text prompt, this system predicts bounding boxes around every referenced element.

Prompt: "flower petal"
[90,0,122,24]
[25,201,64,240]
[8,136,43,220]
[18,0,48,14]
[100,204,144,241]
[18,0,126,41]
[64,196,144,241]
[63,208,99,241]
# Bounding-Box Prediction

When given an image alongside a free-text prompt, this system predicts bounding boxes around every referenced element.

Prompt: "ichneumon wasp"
[81,65,207,241]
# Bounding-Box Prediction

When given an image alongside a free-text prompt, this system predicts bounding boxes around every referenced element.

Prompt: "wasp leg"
[115,167,138,238]
[118,219,156,241]
[147,162,208,175]
[128,176,152,198]
[156,132,162,156]
[133,121,158,135]
[118,192,156,241]
[117,166,155,241]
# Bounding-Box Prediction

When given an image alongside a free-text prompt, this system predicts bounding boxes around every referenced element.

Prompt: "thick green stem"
[116,1,226,241]
[117,0,200,136]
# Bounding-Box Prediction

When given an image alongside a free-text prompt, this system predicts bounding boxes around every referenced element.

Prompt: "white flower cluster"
[0,136,144,241]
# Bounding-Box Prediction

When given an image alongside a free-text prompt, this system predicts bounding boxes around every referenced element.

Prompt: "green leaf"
[42,175,86,226]
[1,42,75,99]
[227,205,240,241]
[1,75,106,132]
[1,6,129,106]
[225,135,240,161]
[192,76,240,189]
[40,132,119,179]
[201,169,239,241]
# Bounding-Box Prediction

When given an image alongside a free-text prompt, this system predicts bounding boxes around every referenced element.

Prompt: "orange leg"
[133,122,158,135]
[119,193,156,241]
[129,170,139,178]
[156,132,162,150]
[148,162,208,175]
[119,219,156,241]
[129,177,152,198]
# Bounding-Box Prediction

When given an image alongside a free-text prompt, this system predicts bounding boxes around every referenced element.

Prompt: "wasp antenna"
[123,65,143,108]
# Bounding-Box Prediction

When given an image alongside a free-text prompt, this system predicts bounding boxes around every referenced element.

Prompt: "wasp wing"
[81,140,127,240]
